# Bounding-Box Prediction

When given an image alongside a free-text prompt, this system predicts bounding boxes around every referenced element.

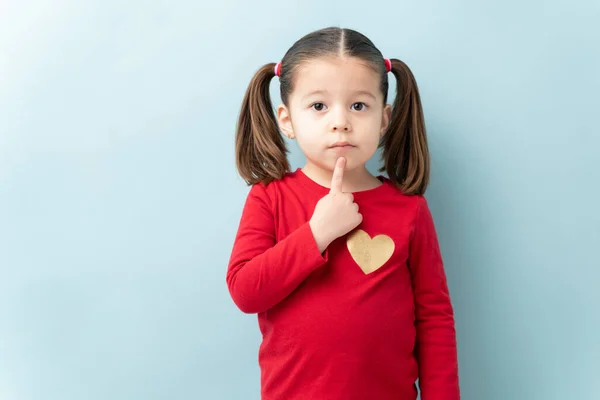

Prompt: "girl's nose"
[330,109,351,132]
[333,125,349,131]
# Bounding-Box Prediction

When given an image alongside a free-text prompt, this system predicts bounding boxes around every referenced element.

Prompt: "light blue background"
[1,1,598,399]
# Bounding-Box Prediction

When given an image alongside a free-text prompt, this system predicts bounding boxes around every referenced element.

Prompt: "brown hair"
[235,26,430,195]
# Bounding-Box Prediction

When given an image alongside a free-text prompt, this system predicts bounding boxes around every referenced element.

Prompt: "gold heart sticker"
[346,229,395,274]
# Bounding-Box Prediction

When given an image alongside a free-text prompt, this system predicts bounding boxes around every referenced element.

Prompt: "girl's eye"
[352,102,367,111]
[311,102,326,111]
[310,102,368,112]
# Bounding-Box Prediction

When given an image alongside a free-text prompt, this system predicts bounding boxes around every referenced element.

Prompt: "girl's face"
[277,56,391,175]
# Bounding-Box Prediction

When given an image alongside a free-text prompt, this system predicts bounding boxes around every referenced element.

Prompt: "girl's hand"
[309,157,363,252]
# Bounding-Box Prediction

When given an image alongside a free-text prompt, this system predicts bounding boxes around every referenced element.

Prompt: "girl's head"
[236,26,429,195]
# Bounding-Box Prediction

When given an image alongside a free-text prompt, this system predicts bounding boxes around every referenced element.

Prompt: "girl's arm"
[226,183,328,314]
[408,195,461,400]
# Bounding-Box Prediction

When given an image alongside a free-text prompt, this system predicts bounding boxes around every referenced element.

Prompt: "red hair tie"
[384,58,392,73]
[274,62,282,76]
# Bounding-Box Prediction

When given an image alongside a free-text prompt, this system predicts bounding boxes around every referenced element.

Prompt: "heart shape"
[346,229,395,274]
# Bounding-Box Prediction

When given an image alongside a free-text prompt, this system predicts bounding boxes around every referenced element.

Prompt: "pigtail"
[235,63,290,185]
[380,58,430,196]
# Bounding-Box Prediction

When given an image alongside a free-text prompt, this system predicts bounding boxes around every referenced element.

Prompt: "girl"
[226,27,460,400]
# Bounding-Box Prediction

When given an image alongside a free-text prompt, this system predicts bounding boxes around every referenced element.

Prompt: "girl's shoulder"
[376,175,429,217]
[245,169,299,201]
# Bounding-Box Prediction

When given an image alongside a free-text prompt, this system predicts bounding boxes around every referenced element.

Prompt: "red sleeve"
[408,195,460,399]
[226,183,329,314]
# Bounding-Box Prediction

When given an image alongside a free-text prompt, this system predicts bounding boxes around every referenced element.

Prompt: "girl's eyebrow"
[302,90,377,101]
[352,90,377,101]
[302,90,327,101]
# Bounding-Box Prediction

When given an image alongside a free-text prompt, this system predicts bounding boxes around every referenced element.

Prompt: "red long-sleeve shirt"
[226,168,460,400]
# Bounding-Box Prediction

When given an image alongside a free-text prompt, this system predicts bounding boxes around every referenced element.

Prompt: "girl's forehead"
[293,57,380,94]
[296,57,376,78]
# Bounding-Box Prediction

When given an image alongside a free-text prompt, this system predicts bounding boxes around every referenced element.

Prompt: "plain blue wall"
[1,1,598,399]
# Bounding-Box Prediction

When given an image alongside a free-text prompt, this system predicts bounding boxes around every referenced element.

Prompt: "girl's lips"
[328,144,355,151]
[328,142,355,148]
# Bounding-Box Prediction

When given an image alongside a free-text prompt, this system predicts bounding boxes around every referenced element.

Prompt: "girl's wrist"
[309,219,331,253]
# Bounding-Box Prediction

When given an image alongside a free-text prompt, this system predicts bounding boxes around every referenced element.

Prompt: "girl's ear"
[380,104,392,137]
[277,104,295,139]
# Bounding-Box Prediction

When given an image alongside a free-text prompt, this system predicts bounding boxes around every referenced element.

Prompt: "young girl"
[226,27,460,400]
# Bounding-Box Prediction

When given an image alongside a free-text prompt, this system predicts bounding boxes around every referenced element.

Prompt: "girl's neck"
[301,162,382,193]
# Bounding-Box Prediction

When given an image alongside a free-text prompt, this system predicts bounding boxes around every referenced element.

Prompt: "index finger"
[330,157,346,193]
